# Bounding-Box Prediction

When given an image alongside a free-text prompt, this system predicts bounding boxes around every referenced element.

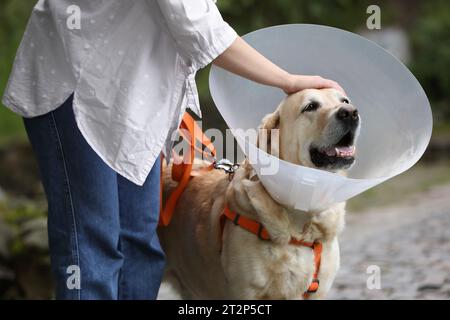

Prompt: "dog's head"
[258,88,360,174]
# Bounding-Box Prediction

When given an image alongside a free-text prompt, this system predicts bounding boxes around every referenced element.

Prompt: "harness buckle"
[213,159,240,175]
[306,278,320,293]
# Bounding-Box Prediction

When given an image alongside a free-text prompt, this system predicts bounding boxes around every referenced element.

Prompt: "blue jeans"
[23,94,165,299]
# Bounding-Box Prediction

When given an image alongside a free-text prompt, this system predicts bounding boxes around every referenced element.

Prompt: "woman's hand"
[282,74,345,95]
[214,37,345,96]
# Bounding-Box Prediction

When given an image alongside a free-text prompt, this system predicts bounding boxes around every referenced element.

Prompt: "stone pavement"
[328,184,450,299]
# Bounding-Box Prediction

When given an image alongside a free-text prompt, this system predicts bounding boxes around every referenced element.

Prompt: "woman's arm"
[156,0,343,94]
[213,36,345,94]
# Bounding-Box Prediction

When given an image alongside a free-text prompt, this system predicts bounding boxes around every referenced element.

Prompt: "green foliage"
[217,0,386,34]
[0,197,51,299]
[0,0,34,143]
[410,0,450,124]
[0,198,46,226]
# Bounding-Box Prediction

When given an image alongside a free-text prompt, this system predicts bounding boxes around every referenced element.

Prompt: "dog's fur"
[158,88,360,299]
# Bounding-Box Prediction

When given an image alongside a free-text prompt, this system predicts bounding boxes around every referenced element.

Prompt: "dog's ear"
[257,110,280,157]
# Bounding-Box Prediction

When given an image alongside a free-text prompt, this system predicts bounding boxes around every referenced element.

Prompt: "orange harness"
[159,112,216,227]
[219,205,322,299]
[160,112,322,299]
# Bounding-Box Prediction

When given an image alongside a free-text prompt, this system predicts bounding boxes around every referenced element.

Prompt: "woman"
[2,0,344,300]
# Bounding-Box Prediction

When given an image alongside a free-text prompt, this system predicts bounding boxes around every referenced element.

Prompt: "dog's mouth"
[309,130,356,170]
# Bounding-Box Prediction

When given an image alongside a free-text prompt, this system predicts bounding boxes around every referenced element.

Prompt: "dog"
[158,88,360,299]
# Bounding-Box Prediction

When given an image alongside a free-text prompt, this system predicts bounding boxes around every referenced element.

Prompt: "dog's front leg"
[241,179,291,245]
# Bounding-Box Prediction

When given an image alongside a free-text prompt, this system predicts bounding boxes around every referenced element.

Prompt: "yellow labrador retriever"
[158,88,360,299]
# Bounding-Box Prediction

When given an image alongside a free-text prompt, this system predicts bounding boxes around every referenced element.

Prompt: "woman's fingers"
[283,74,346,95]
[315,77,346,95]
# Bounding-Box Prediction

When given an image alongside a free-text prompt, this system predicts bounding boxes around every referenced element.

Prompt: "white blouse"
[2,0,237,185]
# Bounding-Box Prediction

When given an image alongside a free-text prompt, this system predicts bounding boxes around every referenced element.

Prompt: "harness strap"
[220,205,322,299]
[303,242,322,299]
[159,112,216,227]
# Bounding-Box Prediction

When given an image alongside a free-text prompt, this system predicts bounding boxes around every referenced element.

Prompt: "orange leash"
[159,112,216,227]
[219,205,322,299]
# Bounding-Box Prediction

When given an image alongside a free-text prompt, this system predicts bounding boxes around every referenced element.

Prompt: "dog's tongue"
[324,146,355,157]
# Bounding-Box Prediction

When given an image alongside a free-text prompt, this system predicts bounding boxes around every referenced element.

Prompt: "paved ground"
[328,183,450,300]
[158,183,450,300]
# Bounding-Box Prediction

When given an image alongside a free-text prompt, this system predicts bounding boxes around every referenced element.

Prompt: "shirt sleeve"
[156,0,238,71]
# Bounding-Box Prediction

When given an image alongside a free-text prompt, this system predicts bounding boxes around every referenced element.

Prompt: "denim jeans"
[23,94,165,299]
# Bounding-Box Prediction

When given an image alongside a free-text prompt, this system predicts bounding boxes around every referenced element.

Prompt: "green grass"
[347,159,450,212]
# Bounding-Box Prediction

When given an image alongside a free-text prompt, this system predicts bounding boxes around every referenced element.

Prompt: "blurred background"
[1,0,449,299]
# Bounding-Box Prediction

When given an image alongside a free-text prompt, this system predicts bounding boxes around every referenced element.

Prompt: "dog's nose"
[336,106,359,123]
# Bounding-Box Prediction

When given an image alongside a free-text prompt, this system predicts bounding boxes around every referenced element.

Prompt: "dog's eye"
[341,98,350,104]
[302,102,320,113]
